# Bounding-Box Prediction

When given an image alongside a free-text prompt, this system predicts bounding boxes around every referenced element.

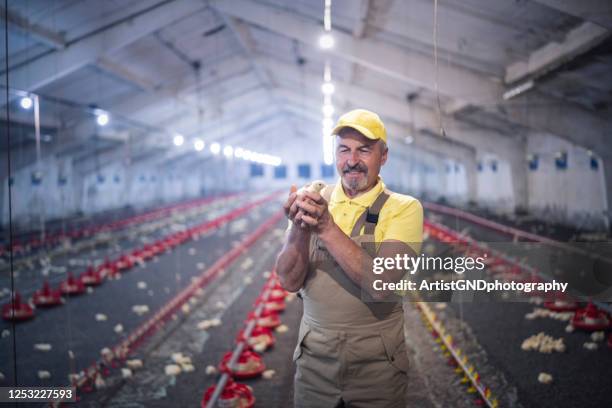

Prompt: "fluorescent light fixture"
[322,103,335,117]
[193,138,204,151]
[96,112,109,126]
[210,142,221,155]
[322,117,334,128]
[503,79,534,100]
[173,134,184,146]
[223,145,233,157]
[233,147,280,166]
[404,135,414,144]
[319,33,334,49]
[323,132,335,165]
[321,82,335,95]
[20,96,33,110]
[324,153,334,165]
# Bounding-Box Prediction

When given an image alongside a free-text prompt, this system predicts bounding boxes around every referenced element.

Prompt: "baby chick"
[291,180,327,228]
[298,180,327,195]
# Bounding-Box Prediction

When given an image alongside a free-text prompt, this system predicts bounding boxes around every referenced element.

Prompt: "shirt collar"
[329,176,385,208]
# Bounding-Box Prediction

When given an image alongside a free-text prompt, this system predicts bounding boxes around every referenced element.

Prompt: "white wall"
[476,153,515,213]
[2,156,78,227]
[527,133,607,230]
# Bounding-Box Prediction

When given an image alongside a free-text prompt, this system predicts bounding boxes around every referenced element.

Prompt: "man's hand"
[283,186,312,230]
[294,191,334,235]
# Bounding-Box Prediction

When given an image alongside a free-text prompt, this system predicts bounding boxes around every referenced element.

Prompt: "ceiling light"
[96,113,109,126]
[223,145,233,157]
[193,138,204,151]
[235,147,244,158]
[319,33,334,49]
[210,142,221,155]
[321,82,335,95]
[324,153,334,165]
[173,134,184,146]
[20,96,33,110]
[503,79,534,100]
[322,103,334,117]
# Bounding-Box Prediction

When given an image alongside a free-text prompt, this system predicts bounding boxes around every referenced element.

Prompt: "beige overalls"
[294,187,409,408]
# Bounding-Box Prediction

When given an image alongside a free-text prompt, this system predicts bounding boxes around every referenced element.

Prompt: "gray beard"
[342,174,368,192]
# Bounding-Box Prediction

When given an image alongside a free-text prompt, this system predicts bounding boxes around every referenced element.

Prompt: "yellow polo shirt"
[328,177,423,253]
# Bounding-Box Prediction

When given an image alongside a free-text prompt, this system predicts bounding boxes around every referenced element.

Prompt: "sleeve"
[382,198,423,254]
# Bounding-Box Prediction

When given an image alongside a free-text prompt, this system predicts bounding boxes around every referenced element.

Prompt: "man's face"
[335,129,387,194]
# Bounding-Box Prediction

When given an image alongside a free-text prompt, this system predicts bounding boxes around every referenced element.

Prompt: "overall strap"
[350,191,391,238]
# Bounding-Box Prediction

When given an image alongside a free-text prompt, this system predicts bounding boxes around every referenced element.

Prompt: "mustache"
[342,163,368,174]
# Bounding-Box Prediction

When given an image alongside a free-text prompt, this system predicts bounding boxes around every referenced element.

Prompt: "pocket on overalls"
[380,331,410,374]
[292,320,312,362]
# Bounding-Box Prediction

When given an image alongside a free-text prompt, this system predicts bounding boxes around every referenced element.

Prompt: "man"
[275,109,423,407]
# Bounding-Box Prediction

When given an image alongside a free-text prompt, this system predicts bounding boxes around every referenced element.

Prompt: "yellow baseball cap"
[331,109,387,144]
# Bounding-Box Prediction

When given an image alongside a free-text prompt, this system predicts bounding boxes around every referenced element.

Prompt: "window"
[250,163,264,177]
[298,164,311,179]
[555,151,568,170]
[321,164,334,178]
[274,165,287,179]
[528,154,539,171]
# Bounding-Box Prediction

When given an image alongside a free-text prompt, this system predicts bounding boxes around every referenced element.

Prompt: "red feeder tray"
[32,281,63,307]
[266,289,287,302]
[97,259,117,279]
[264,282,287,300]
[115,255,134,271]
[543,298,579,312]
[60,273,86,296]
[571,302,610,331]
[138,246,153,259]
[257,298,286,313]
[201,378,255,408]
[238,326,275,350]
[219,349,265,379]
[247,309,281,329]
[81,266,103,286]
[2,292,35,321]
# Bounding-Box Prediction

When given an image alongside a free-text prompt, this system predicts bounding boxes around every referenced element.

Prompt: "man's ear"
[380,144,388,166]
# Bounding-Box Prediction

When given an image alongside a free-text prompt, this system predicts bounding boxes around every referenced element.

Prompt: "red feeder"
[138,246,153,259]
[247,309,281,329]
[257,298,286,313]
[60,273,86,296]
[32,281,63,307]
[201,378,255,408]
[115,255,134,271]
[219,349,265,379]
[81,266,103,286]
[264,282,288,301]
[571,302,610,331]
[100,259,120,279]
[543,298,579,312]
[2,292,35,321]
[237,326,275,350]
